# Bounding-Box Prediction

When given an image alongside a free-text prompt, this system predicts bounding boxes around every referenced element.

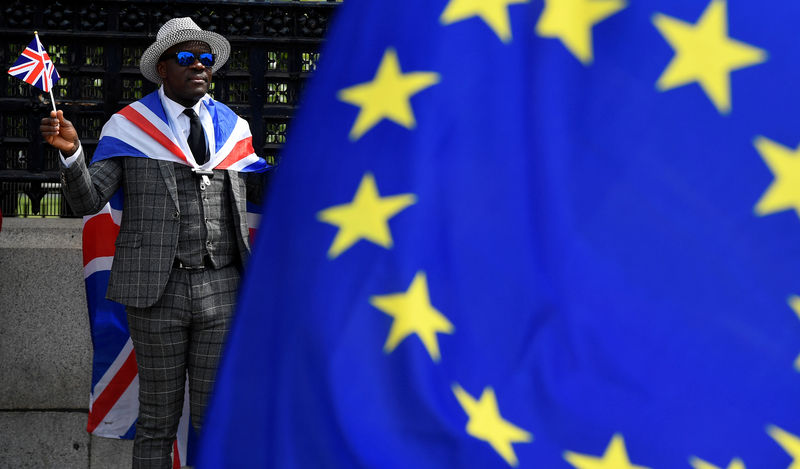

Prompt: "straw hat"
[140,17,230,84]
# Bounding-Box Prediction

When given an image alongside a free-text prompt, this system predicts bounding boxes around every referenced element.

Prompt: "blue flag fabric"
[200,0,800,467]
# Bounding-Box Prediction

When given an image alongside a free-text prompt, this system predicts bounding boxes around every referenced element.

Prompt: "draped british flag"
[7,34,59,93]
[91,90,268,173]
[82,90,266,466]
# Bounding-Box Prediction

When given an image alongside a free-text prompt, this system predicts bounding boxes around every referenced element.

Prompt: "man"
[40,18,266,468]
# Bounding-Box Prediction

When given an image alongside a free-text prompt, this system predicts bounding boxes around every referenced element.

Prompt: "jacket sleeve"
[60,152,122,216]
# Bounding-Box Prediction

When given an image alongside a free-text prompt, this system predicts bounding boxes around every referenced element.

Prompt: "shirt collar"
[158,86,206,120]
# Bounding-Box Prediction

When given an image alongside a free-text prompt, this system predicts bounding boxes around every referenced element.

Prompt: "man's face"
[157,41,213,107]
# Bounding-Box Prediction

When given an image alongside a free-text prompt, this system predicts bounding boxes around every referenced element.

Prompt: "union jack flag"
[7,34,60,93]
[91,90,268,173]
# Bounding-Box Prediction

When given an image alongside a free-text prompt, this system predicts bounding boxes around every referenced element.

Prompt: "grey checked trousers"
[126,264,240,469]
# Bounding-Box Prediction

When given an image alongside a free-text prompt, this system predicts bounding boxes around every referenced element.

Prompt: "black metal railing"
[0,0,339,217]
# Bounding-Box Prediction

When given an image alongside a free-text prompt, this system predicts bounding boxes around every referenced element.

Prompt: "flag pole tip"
[34,30,38,35]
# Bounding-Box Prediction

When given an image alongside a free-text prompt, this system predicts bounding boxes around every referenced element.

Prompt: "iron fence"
[0,0,339,217]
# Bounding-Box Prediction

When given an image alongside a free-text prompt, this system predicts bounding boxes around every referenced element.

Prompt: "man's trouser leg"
[186,265,240,431]
[127,265,239,469]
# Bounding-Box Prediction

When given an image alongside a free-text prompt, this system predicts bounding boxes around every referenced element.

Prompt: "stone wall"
[0,218,132,468]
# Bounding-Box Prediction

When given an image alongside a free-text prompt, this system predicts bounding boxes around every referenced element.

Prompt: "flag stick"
[48,88,57,113]
[34,31,58,113]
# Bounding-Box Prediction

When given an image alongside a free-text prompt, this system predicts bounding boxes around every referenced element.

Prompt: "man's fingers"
[40,112,68,149]
[39,110,78,154]
[57,110,69,127]
[40,118,60,135]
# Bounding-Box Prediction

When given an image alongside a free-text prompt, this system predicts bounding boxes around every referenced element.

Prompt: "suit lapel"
[227,169,251,257]
[227,169,243,211]
[158,160,179,210]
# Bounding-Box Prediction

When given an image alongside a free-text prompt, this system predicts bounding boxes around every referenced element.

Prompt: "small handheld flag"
[8,32,60,111]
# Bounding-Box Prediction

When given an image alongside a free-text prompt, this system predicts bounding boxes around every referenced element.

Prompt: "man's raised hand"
[40,110,79,157]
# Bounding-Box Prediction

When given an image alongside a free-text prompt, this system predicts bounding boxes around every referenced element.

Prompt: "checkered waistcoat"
[61,155,252,308]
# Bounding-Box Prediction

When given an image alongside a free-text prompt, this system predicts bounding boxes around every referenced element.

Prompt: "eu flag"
[200,0,800,467]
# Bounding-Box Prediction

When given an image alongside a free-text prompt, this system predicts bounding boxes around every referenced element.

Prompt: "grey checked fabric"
[127,264,240,469]
[173,165,238,269]
[61,155,255,308]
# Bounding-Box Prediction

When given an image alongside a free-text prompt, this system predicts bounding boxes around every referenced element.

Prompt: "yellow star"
[790,296,800,372]
[564,434,651,469]
[317,172,416,259]
[535,0,626,65]
[337,48,440,141]
[440,0,529,44]
[767,425,800,469]
[753,136,800,220]
[690,456,746,469]
[370,271,453,361]
[452,383,532,467]
[653,0,767,114]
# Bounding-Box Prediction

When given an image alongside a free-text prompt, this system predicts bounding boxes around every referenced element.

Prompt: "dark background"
[0,0,339,217]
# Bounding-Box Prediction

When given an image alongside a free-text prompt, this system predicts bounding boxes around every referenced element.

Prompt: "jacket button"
[173,211,180,218]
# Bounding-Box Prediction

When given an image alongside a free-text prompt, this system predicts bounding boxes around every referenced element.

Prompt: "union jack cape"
[91,91,268,172]
[83,91,266,466]
[7,34,60,93]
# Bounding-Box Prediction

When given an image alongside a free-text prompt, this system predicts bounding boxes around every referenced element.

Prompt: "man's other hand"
[40,110,80,157]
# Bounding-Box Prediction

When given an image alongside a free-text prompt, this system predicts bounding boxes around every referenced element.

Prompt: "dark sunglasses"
[164,51,215,67]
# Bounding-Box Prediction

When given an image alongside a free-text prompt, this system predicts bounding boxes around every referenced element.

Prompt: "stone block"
[0,411,89,469]
[0,218,92,409]
[90,435,132,469]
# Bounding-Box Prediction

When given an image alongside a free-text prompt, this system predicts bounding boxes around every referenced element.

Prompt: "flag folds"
[7,34,59,92]
[92,91,268,173]
[201,0,800,467]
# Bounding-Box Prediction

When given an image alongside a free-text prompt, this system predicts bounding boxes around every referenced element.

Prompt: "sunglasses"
[164,51,215,67]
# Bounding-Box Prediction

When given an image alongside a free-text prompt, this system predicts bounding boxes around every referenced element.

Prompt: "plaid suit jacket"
[61,155,256,308]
